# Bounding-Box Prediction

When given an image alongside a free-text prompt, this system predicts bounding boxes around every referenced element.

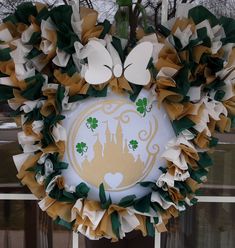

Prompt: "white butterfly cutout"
[80,40,154,86]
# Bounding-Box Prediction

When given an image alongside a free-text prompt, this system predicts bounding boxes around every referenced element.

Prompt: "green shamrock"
[129,140,138,151]
[136,97,152,117]
[86,117,98,132]
[76,142,88,156]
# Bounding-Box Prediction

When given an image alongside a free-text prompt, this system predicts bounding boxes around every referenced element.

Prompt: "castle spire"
[123,139,129,154]
[136,154,142,164]
[93,134,103,155]
[104,121,111,143]
[116,121,123,148]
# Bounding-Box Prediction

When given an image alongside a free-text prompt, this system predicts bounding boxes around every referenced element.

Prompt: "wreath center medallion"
[63,92,175,202]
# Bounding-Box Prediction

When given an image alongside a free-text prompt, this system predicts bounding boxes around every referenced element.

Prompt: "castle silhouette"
[77,122,145,190]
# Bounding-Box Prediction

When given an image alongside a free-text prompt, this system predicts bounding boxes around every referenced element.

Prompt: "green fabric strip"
[27,32,41,45]
[172,117,195,135]
[55,84,65,113]
[68,94,89,103]
[118,195,136,207]
[146,217,155,237]
[197,152,213,168]
[0,48,11,61]
[220,16,235,44]
[36,7,50,23]
[26,48,42,60]
[111,37,125,63]
[133,193,151,213]
[99,183,112,209]
[87,85,108,98]
[214,90,225,101]
[189,167,208,183]
[21,74,45,100]
[174,65,190,96]
[41,114,65,147]
[0,85,14,101]
[209,136,218,147]
[188,6,218,27]
[99,20,112,39]
[24,108,43,123]
[15,2,37,25]
[3,14,18,24]
[75,182,90,198]
[50,5,79,54]
[111,211,120,239]
[54,217,74,230]
[117,0,132,6]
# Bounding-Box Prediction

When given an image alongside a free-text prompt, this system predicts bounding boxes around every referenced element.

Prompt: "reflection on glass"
[52,223,72,248]
[53,223,86,248]
[162,203,235,248]
[0,200,77,248]
[200,143,235,196]
[0,102,21,186]
[0,200,25,248]
[0,141,21,184]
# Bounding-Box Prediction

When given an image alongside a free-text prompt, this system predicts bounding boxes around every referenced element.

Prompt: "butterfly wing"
[81,40,113,85]
[123,42,153,85]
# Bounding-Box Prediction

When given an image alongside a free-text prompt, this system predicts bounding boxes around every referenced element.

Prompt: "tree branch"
[128,0,142,43]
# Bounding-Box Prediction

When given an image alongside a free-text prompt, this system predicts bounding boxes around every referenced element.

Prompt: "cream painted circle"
[62,90,175,203]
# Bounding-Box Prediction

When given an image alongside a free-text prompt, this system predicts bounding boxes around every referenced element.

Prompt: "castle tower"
[136,154,142,164]
[111,133,115,143]
[80,155,89,170]
[93,134,103,156]
[123,139,129,154]
[116,121,123,150]
[105,122,112,143]
[103,122,116,161]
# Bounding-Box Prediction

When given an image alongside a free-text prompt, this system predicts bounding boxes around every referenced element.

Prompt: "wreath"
[0,2,235,241]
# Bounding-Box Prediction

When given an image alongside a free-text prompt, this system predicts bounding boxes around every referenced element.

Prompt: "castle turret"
[136,154,142,164]
[123,139,129,154]
[93,134,103,156]
[105,122,112,143]
[116,121,123,151]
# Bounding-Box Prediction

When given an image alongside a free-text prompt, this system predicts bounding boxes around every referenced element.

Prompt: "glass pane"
[0,200,25,248]
[0,199,81,248]
[53,231,86,248]
[161,203,235,248]
[0,103,26,192]
[0,141,21,184]
[52,224,72,248]
[200,141,235,196]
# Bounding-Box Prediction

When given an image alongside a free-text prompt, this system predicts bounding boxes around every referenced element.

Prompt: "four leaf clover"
[76,142,88,156]
[136,97,151,117]
[129,140,138,151]
[86,117,98,132]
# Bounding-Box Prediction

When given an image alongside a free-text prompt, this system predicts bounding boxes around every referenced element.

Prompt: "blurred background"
[1,0,235,23]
